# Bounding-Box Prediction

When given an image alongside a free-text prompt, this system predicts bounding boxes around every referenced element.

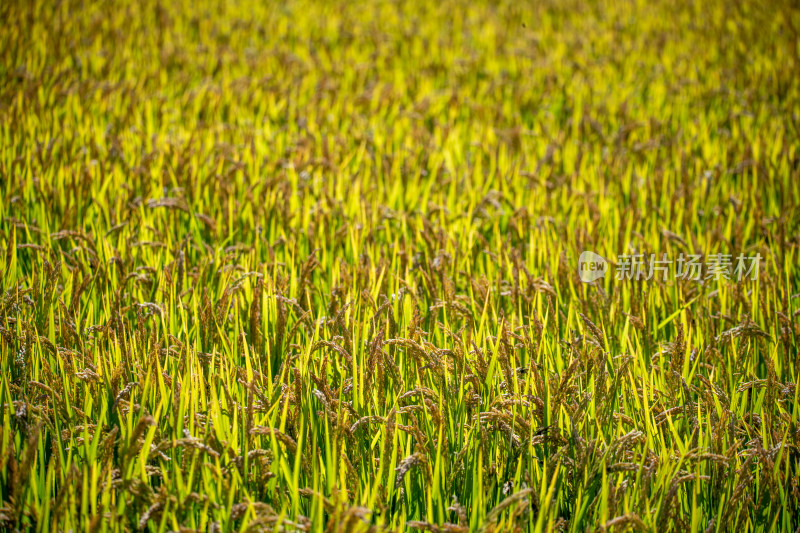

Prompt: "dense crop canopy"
[1,0,799,531]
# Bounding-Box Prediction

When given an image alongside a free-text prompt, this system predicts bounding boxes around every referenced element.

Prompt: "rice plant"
[1,0,799,531]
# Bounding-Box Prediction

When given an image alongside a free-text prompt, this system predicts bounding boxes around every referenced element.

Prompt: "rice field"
[1,0,799,531]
